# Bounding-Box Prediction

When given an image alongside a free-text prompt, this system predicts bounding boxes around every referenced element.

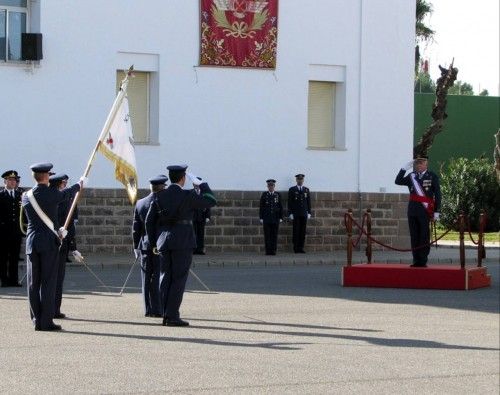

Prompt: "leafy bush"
[439,157,500,231]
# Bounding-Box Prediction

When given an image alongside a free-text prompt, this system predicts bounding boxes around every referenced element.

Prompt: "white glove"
[58,227,68,239]
[72,250,84,263]
[307,213,311,219]
[289,214,294,220]
[79,176,89,187]
[186,172,202,186]
[433,212,440,221]
[260,219,263,224]
[402,160,414,171]
[134,249,141,259]
[205,218,210,223]
[279,219,283,223]
[74,219,79,224]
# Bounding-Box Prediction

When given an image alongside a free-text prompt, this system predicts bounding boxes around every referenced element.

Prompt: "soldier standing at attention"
[145,165,216,327]
[259,179,283,255]
[288,174,311,253]
[49,173,83,319]
[22,163,84,331]
[132,175,168,318]
[395,156,441,267]
[0,170,23,287]
[192,177,211,255]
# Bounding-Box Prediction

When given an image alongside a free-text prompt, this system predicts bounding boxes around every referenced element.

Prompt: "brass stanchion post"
[477,210,485,268]
[459,211,465,269]
[366,209,372,264]
[347,209,353,267]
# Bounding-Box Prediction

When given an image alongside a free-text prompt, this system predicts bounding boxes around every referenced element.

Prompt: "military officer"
[259,179,283,255]
[132,174,168,318]
[145,165,216,327]
[49,173,82,319]
[22,163,83,331]
[288,174,312,253]
[0,170,23,287]
[192,177,211,255]
[395,156,441,267]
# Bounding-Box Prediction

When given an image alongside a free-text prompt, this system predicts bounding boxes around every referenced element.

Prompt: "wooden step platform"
[342,263,491,290]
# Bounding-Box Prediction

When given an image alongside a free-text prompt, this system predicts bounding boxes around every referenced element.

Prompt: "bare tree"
[414,62,458,158]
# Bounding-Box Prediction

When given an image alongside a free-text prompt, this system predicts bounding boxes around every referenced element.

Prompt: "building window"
[116,71,150,144]
[0,0,28,62]
[308,81,335,149]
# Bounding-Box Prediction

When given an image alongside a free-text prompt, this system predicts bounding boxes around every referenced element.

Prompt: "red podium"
[342,263,491,290]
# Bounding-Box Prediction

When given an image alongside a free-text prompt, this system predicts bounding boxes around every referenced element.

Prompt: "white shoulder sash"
[25,190,60,238]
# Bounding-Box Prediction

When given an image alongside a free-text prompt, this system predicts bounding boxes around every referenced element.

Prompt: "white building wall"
[0,0,415,193]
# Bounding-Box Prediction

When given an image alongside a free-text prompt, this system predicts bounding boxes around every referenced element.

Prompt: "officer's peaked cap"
[266,179,276,184]
[30,163,53,173]
[295,173,305,178]
[49,173,68,183]
[167,165,188,172]
[149,174,168,185]
[2,170,18,179]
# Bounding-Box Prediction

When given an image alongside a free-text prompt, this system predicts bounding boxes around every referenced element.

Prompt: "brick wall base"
[74,189,411,254]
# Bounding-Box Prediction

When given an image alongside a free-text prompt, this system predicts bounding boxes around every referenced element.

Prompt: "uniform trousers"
[408,214,431,265]
[0,235,22,285]
[55,242,68,315]
[263,222,279,254]
[159,249,192,320]
[193,221,206,253]
[140,249,161,316]
[27,248,59,329]
[292,216,307,252]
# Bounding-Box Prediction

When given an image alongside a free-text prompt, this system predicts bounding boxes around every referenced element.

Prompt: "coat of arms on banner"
[200,0,278,68]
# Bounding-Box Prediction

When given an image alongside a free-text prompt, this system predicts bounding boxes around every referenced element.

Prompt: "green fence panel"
[414,94,500,167]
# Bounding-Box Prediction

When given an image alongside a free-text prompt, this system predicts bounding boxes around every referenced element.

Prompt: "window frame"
[0,1,29,63]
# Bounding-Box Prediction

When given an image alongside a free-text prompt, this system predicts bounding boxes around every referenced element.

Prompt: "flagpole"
[62,65,134,230]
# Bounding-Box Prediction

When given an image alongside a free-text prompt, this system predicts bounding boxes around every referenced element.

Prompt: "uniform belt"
[159,219,193,226]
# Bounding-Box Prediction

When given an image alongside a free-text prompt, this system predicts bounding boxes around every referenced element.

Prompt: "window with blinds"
[307,81,335,149]
[116,71,149,143]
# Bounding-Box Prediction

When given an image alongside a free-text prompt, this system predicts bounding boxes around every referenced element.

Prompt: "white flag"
[98,96,138,204]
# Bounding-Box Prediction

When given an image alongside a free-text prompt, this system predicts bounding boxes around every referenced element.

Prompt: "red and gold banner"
[200,0,278,68]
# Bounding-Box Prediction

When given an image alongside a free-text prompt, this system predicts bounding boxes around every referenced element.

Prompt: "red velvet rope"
[344,213,455,252]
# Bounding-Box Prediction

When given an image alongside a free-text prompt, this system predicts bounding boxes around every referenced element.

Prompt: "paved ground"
[1,248,498,394]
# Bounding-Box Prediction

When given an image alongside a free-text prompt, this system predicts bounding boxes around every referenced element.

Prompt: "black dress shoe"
[39,323,62,331]
[54,313,66,319]
[166,318,189,327]
[298,250,306,253]
[410,264,427,268]
[146,313,162,318]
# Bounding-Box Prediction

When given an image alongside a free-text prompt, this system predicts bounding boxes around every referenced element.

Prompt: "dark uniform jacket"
[395,169,441,216]
[22,183,80,254]
[56,187,78,251]
[192,190,211,223]
[259,191,283,224]
[287,186,311,217]
[145,183,216,252]
[132,193,155,251]
[0,189,23,239]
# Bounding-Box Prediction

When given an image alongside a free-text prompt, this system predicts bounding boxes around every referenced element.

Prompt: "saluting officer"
[0,170,23,287]
[288,174,311,253]
[145,165,216,327]
[132,174,168,318]
[192,177,211,255]
[395,155,441,267]
[49,173,83,319]
[259,179,283,255]
[22,163,83,331]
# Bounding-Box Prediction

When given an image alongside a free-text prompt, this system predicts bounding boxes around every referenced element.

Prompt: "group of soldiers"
[3,156,441,331]
[1,164,82,331]
[133,165,217,326]
[259,174,312,255]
